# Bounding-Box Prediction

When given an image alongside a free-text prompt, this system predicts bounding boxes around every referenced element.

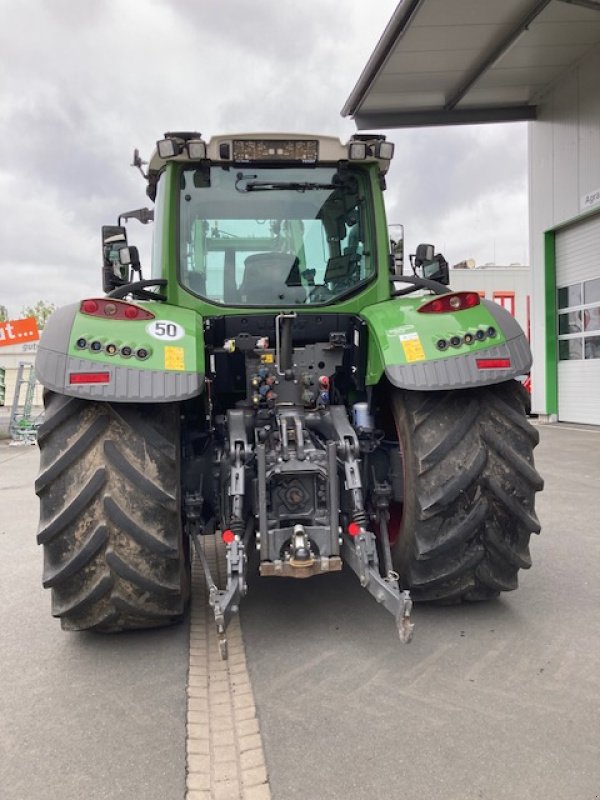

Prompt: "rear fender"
[35,301,204,402]
[361,297,531,390]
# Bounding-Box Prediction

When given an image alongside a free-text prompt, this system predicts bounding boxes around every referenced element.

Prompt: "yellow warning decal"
[260,353,274,364]
[164,346,185,370]
[399,333,425,362]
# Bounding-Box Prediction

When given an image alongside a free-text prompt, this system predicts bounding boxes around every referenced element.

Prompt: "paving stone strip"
[186,534,272,800]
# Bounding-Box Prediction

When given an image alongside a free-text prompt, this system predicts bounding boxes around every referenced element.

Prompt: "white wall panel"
[552,72,580,224]
[557,361,600,424]
[578,47,600,199]
[529,41,600,418]
[555,215,600,424]
[556,216,600,284]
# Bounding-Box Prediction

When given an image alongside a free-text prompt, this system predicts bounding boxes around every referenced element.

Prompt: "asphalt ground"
[0,441,188,800]
[241,422,600,800]
[1,422,599,800]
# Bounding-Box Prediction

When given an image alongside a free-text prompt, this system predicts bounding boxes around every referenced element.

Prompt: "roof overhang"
[342,0,600,128]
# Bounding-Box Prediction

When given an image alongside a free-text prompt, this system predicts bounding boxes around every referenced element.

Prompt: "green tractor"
[35,131,542,651]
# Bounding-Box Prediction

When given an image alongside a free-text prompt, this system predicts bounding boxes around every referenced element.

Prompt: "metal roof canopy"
[342,0,600,128]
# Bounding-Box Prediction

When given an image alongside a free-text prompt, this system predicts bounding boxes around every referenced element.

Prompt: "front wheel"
[375,381,543,602]
[35,392,190,631]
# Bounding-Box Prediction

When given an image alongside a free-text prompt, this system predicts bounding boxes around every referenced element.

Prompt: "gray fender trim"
[385,335,532,391]
[36,347,204,402]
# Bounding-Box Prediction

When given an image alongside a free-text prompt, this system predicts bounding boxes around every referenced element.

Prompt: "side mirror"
[422,253,450,285]
[388,224,404,275]
[414,243,434,267]
[118,245,142,272]
[101,225,128,293]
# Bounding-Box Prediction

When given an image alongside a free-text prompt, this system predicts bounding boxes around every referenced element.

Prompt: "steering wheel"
[391,275,451,297]
[308,284,334,302]
[107,279,167,302]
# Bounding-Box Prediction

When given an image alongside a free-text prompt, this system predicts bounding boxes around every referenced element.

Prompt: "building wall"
[0,342,43,408]
[448,267,531,340]
[529,41,600,416]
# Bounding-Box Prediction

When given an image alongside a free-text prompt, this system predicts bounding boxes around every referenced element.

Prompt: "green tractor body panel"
[36,300,205,401]
[360,295,531,389]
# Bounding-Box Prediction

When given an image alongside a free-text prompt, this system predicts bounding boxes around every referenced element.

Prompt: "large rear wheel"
[375,381,543,602]
[35,391,190,631]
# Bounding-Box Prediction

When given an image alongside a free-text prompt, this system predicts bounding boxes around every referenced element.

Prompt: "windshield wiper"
[235,173,335,193]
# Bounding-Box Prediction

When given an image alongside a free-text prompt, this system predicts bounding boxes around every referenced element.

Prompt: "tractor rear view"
[35,131,543,652]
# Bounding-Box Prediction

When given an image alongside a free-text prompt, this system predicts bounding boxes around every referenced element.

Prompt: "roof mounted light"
[375,141,394,160]
[186,139,207,160]
[157,138,183,159]
[348,141,367,160]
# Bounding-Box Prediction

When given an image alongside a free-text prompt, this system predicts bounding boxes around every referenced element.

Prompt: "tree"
[0,305,8,322]
[20,301,57,330]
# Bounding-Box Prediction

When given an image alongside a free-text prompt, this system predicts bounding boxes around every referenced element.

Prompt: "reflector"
[476,358,511,370]
[69,372,110,384]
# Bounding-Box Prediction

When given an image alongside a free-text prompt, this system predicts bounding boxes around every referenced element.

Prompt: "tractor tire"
[379,381,543,603]
[35,391,190,631]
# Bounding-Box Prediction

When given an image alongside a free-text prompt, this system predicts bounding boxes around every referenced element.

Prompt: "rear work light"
[476,358,511,370]
[69,372,111,384]
[418,292,480,314]
[80,299,155,321]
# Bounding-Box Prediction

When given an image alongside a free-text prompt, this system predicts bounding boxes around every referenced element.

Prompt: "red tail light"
[348,522,362,537]
[69,372,111,384]
[80,299,155,320]
[418,292,480,314]
[221,529,236,544]
[476,358,511,370]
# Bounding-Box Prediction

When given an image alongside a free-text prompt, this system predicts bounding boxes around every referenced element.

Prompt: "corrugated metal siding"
[558,361,600,425]
[556,214,600,424]
[556,215,600,285]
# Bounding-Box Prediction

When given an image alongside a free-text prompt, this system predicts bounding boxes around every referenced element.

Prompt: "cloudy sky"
[0,0,528,318]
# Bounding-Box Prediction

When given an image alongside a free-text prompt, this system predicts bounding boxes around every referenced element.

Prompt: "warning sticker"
[399,332,425,362]
[164,346,185,371]
[260,353,274,364]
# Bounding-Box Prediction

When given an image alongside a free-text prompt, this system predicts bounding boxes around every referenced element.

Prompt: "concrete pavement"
[1,423,599,800]
[0,443,188,800]
[241,422,600,800]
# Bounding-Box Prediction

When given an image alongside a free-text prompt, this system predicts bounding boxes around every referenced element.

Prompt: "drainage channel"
[186,534,272,800]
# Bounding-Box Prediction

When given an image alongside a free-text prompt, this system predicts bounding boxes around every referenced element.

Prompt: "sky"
[0,0,529,319]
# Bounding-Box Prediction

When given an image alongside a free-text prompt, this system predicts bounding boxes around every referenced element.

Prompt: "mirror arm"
[107,279,167,302]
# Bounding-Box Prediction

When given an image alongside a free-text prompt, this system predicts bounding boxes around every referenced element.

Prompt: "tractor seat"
[238,253,306,305]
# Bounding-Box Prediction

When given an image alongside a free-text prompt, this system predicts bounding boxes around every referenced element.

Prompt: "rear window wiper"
[235,173,335,193]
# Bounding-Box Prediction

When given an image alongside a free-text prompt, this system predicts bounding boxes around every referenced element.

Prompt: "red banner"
[0,317,40,348]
